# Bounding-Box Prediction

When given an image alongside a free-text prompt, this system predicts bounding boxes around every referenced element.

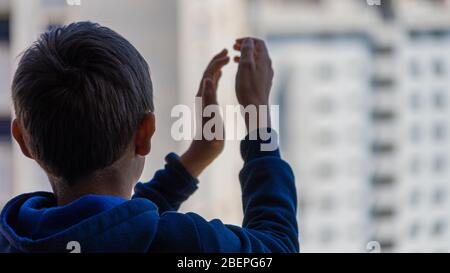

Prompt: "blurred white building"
[396,31,450,252]
[270,38,374,252]
[249,0,380,253]
[394,0,450,252]
[249,0,450,253]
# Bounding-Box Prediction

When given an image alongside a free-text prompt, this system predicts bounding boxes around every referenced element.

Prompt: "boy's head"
[11,21,155,187]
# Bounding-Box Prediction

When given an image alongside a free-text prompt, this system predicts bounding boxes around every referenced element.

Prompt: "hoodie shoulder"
[0,193,161,253]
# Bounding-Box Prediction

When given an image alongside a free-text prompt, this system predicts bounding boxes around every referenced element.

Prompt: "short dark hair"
[12,21,154,185]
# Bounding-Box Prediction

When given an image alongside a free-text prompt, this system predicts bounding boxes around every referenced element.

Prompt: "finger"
[240,38,255,67]
[233,38,247,51]
[208,49,228,68]
[235,37,258,44]
[199,53,229,97]
[235,37,263,43]
[212,56,230,71]
[235,37,267,54]
[205,49,228,72]
[234,37,263,49]
[254,40,270,61]
[205,56,230,77]
[235,42,268,63]
[234,41,245,51]
[213,48,228,59]
[233,56,240,63]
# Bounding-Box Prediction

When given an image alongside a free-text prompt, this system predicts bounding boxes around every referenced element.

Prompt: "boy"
[0,22,298,253]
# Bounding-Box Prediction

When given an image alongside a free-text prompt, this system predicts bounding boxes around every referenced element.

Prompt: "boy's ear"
[135,112,156,156]
[11,119,33,159]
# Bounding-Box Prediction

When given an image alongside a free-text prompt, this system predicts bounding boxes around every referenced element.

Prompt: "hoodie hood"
[0,192,159,253]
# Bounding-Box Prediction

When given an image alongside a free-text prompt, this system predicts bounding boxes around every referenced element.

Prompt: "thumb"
[240,38,255,67]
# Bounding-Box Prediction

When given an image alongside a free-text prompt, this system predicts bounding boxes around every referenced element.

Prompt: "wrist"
[244,104,271,133]
[180,140,223,178]
[180,148,203,178]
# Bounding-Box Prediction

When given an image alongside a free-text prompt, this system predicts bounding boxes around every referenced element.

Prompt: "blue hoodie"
[0,133,299,253]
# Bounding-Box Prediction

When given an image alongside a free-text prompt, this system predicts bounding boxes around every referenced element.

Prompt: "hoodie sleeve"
[149,129,299,253]
[132,153,199,213]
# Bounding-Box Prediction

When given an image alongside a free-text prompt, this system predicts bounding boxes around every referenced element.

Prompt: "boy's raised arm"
[148,38,299,253]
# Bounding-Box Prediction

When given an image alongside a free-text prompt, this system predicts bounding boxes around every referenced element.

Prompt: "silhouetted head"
[11,21,155,189]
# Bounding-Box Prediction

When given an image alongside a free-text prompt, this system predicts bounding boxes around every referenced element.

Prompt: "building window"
[410,190,421,206]
[433,155,447,174]
[410,92,422,110]
[410,124,422,142]
[431,220,447,237]
[315,163,335,180]
[432,188,446,205]
[409,222,420,239]
[316,63,334,81]
[371,175,394,187]
[0,117,11,141]
[319,228,334,244]
[0,16,10,42]
[320,195,335,212]
[371,207,395,219]
[433,123,447,141]
[315,96,336,114]
[410,157,422,174]
[432,59,447,77]
[433,90,447,109]
[409,59,421,77]
[372,142,395,154]
[315,130,336,146]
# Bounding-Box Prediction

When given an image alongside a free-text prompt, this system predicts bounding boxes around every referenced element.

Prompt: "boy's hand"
[180,49,230,178]
[233,38,274,131]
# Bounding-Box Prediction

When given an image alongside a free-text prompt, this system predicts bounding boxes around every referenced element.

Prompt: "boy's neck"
[49,169,135,206]
[53,182,133,206]
[48,147,141,206]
